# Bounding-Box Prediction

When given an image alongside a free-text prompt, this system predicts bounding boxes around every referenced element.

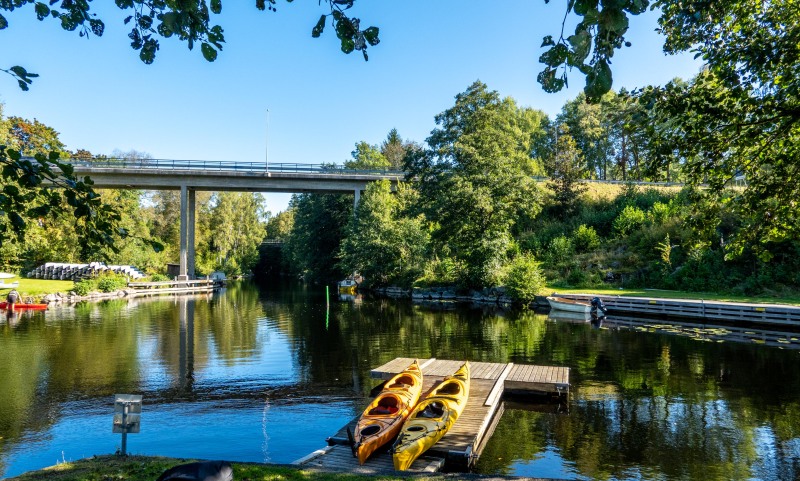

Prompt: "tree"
[0,110,123,253]
[344,141,388,170]
[339,180,429,287]
[547,124,587,219]
[284,193,351,282]
[407,81,544,287]
[633,1,800,259]
[207,192,267,275]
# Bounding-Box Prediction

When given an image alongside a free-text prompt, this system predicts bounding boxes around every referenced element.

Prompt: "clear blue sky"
[1,1,701,213]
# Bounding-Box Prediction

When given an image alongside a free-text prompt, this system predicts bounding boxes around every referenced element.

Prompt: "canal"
[1,282,799,480]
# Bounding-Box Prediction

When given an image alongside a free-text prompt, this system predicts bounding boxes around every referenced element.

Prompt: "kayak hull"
[0,302,47,310]
[354,360,424,465]
[393,361,470,471]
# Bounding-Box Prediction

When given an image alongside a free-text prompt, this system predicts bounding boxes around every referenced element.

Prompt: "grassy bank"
[2,279,74,298]
[7,455,536,481]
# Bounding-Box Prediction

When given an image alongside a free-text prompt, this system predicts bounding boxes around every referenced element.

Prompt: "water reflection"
[0,283,798,480]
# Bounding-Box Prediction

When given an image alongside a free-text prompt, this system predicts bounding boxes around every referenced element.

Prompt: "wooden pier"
[556,293,800,327]
[292,358,569,473]
[125,279,220,298]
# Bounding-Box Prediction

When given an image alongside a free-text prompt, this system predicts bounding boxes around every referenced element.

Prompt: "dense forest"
[2,75,799,301]
[267,80,800,301]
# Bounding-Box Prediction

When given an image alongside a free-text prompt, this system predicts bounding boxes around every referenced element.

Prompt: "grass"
[2,279,75,299]
[545,285,800,306]
[7,455,525,481]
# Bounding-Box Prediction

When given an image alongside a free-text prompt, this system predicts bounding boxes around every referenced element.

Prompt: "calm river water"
[1,282,799,480]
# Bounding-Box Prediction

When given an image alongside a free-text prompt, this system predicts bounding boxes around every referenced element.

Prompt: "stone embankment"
[371,286,519,306]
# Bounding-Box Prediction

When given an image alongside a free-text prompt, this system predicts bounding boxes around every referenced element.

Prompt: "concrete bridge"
[64,158,404,280]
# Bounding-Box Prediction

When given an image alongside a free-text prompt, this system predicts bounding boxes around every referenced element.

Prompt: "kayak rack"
[292,357,569,473]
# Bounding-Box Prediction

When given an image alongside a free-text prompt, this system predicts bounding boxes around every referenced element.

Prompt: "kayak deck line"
[294,358,569,473]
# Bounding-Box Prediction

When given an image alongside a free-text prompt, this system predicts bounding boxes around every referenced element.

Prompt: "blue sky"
[1,1,701,213]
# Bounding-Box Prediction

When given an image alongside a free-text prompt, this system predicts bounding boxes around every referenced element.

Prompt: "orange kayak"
[0,302,47,310]
[352,360,424,465]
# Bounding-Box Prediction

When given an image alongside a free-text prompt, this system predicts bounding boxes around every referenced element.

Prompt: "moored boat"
[547,296,591,314]
[352,360,424,464]
[0,302,47,310]
[392,361,470,471]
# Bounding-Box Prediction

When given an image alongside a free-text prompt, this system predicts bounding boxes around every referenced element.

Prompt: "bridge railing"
[62,158,404,176]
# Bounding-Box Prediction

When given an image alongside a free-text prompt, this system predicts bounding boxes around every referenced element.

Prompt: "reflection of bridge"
[64,159,403,279]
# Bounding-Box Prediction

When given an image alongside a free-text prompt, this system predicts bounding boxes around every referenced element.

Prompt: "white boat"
[338,279,357,294]
[0,281,19,290]
[546,296,591,314]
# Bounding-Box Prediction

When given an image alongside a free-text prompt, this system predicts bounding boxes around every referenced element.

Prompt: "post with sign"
[113,394,142,455]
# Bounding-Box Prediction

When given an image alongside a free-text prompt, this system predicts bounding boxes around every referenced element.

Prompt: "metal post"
[121,403,128,456]
[265,109,270,172]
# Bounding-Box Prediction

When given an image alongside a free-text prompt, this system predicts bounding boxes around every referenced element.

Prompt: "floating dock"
[555,293,800,327]
[292,358,569,473]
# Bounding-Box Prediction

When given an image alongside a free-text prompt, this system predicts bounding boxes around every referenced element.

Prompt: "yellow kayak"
[392,361,470,471]
[352,360,424,464]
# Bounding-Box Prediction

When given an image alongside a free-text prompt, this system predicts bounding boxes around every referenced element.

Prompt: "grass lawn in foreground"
[2,279,75,298]
[7,455,531,481]
[546,286,800,306]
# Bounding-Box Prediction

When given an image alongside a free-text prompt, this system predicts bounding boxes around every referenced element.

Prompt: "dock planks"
[294,358,569,473]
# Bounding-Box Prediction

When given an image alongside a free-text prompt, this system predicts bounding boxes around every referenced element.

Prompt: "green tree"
[207,192,266,276]
[344,141,388,170]
[546,124,587,220]
[636,0,800,258]
[0,110,123,254]
[284,193,351,282]
[339,180,429,287]
[407,81,544,287]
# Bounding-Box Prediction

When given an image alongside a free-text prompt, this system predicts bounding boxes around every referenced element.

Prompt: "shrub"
[547,235,574,265]
[97,273,128,293]
[613,205,647,236]
[73,279,96,296]
[504,253,546,305]
[149,273,169,282]
[573,224,601,252]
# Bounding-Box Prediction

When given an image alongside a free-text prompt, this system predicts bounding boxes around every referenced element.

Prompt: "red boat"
[0,302,48,310]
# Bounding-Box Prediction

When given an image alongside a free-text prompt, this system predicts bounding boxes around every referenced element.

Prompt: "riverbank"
[2,279,219,305]
[8,455,548,481]
[369,285,800,308]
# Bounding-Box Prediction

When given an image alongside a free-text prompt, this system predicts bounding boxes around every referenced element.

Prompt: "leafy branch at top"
[1,0,379,88]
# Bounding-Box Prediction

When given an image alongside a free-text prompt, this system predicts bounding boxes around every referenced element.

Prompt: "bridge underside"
[74,167,401,279]
[76,168,398,193]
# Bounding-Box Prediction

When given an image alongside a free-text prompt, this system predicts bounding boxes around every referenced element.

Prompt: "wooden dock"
[556,293,800,326]
[125,279,220,297]
[293,358,569,473]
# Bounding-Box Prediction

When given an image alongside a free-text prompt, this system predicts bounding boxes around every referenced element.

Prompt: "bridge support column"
[178,185,196,280]
[354,188,361,216]
[187,189,196,279]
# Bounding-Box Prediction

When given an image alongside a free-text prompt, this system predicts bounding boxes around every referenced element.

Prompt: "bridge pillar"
[354,188,361,216]
[178,185,196,280]
[187,189,196,279]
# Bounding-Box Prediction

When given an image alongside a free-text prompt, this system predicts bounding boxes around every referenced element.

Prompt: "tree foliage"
[0,0,379,88]
[0,110,124,254]
[339,180,429,287]
[635,1,800,259]
[407,81,545,287]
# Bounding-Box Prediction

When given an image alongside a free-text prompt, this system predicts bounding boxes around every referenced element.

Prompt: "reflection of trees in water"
[258,287,550,394]
[478,321,800,480]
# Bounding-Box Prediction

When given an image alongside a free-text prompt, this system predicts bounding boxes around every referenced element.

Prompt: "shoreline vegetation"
[7,455,545,481]
[6,278,800,309]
